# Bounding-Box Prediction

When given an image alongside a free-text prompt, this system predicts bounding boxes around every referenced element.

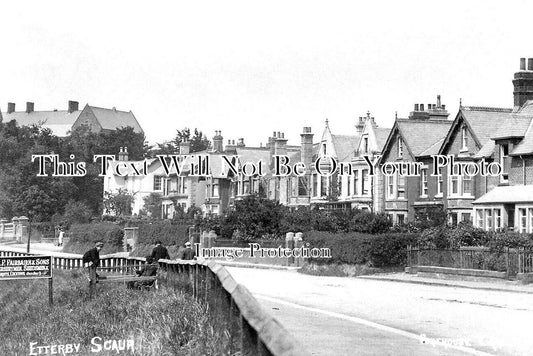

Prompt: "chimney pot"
[273,131,277,138]
[68,100,79,113]
[528,58,533,71]
[442,104,446,110]
[7,102,15,114]
[26,102,34,113]
[520,58,526,70]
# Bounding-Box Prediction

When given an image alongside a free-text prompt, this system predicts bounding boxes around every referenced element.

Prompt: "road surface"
[227,267,533,356]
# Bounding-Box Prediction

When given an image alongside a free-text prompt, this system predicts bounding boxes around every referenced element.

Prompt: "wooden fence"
[0,249,306,356]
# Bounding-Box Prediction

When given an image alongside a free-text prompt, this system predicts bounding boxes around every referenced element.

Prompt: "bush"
[64,222,124,254]
[137,222,191,247]
[304,231,418,267]
[62,200,92,224]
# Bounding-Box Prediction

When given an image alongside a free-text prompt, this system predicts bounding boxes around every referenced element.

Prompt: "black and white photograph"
[1,1,533,355]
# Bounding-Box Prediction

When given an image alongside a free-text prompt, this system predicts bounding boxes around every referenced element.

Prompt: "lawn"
[0,269,227,356]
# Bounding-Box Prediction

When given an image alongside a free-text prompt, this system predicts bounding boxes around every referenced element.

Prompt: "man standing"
[178,241,196,260]
[151,240,170,262]
[82,241,104,296]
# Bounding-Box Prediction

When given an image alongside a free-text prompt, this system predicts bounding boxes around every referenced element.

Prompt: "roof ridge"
[89,105,131,114]
[462,106,512,113]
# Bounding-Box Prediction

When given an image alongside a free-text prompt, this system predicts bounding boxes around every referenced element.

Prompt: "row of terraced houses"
[4,61,531,233]
[103,59,533,233]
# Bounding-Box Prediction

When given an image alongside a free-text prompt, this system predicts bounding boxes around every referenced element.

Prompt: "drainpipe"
[521,156,526,185]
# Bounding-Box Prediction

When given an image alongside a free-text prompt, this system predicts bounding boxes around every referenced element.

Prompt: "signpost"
[0,255,54,305]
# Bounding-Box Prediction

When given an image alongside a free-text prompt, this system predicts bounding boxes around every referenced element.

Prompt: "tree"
[141,193,163,218]
[103,189,134,216]
[151,127,211,156]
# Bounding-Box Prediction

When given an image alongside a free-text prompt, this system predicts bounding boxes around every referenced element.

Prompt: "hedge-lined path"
[227,267,533,356]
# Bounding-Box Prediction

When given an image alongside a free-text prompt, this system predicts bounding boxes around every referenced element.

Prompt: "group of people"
[82,240,196,292]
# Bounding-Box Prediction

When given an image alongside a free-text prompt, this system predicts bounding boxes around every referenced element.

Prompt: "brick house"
[379,98,452,224]
[471,59,533,233]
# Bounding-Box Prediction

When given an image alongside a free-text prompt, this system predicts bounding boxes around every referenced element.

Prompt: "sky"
[0,0,532,148]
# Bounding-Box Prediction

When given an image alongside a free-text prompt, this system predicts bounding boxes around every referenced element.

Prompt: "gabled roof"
[87,106,143,134]
[474,141,495,159]
[374,127,392,151]
[395,119,452,158]
[331,134,358,161]
[511,118,533,156]
[1,110,81,136]
[473,185,533,204]
[460,106,513,145]
[491,116,532,140]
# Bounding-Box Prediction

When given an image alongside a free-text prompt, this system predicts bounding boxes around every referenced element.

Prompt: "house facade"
[379,98,452,224]
[471,58,533,233]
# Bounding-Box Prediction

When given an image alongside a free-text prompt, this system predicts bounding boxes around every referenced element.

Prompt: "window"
[178,177,187,194]
[461,126,468,151]
[420,169,428,197]
[437,168,443,196]
[153,176,162,191]
[346,175,351,196]
[485,209,493,230]
[387,175,394,199]
[363,136,369,154]
[462,174,472,195]
[476,210,483,228]
[354,171,359,196]
[494,209,501,230]
[450,175,459,195]
[320,175,327,196]
[397,214,405,225]
[462,213,472,223]
[298,177,307,196]
[519,208,527,233]
[212,179,219,198]
[530,208,533,233]
[397,175,405,198]
[362,169,369,195]
[500,144,509,183]
[398,138,403,158]
[312,174,318,197]
[322,143,327,156]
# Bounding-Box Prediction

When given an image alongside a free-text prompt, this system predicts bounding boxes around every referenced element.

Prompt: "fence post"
[294,232,303,267]
[0,219,6,240]
[285,232,295,266]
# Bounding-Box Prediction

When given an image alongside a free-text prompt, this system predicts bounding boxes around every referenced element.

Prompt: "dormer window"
[500,143,509,183]
[398,137,403,158]
[363,136,369,154]
[461,126,468,151]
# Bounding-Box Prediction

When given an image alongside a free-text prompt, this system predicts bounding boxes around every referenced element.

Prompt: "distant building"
[1,101,81,136]
[1,101,144,136]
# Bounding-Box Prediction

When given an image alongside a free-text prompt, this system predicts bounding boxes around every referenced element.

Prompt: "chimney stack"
[26,102,34,113]
[212,130,223,152]
[301,127,314,167]
[7,102,15,114]
[68,100,79,113]
[237,138,245,147]
[273,131,288,157]
[513,57,533,109]
[179,140,191,155]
